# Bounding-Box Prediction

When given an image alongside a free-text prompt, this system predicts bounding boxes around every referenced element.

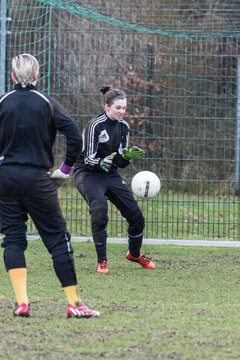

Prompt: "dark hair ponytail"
[100,85,112,95]
[99,85,126,105]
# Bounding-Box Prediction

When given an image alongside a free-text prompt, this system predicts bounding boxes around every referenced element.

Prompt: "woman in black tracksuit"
[0,53,99,318]
[74,85,155,273]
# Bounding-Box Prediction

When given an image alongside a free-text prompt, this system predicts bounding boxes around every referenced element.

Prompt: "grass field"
[0,241,240,360]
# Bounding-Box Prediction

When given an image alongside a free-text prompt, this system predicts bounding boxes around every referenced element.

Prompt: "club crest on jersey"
[98,130,109,143]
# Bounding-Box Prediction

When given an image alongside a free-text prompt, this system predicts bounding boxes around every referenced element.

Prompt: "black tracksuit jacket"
[0,84,82,169]
[74,112,130,174]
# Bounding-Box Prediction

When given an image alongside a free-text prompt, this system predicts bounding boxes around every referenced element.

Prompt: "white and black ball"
[131,171,161,199]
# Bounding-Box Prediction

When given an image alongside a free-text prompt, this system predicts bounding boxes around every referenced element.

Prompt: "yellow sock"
[63,285,80,306]
[8,268,28,305]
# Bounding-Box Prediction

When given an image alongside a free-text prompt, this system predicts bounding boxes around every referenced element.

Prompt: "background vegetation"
[6,0,240,182]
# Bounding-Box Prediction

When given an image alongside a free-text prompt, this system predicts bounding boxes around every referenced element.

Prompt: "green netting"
[1,0,240,240]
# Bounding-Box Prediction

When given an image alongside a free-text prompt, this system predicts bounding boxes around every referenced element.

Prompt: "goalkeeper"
[74,85,155,274]
[0,53,100,318]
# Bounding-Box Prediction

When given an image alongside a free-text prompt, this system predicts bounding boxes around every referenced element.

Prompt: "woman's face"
[105,98,127,121]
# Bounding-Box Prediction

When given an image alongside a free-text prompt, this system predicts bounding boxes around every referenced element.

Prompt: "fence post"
[0,0,7,94]
[235,56,240,195]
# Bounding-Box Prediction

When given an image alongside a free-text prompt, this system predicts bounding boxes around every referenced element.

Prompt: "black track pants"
[0,165,77,287]
[75,171,145,261]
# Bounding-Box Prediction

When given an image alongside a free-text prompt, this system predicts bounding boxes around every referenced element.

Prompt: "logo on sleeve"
[99,130,109,143]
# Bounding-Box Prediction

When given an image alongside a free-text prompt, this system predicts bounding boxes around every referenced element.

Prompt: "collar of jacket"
[105,112,119,126]
[14,83,37,90]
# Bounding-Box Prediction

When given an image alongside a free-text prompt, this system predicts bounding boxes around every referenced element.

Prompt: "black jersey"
[0,84,82,169]
[74,112,130,174]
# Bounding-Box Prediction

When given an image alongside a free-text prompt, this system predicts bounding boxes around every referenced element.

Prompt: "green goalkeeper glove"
[99,152,117,173]
[122,146,145,160]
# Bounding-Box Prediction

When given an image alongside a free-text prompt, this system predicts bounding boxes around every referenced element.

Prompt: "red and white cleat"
[13,303,30,317]
[126,251,155,269]
[67,303,100,318]
[96,260,109,274]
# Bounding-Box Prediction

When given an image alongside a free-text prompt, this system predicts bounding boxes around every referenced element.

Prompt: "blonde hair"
[12,53,39,87]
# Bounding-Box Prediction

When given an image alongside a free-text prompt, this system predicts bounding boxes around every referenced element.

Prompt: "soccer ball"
[131,171,161,199]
